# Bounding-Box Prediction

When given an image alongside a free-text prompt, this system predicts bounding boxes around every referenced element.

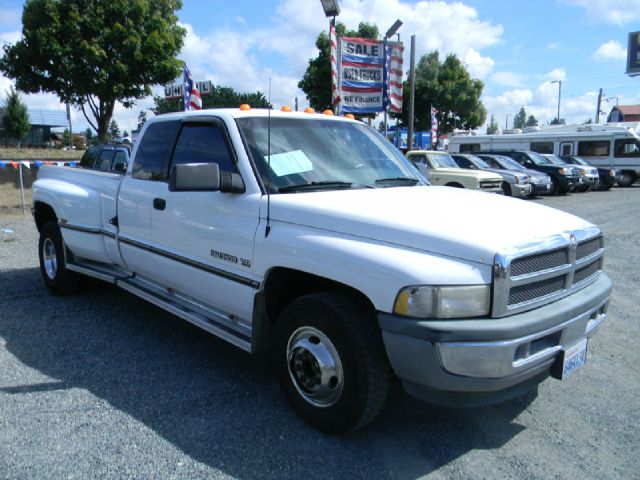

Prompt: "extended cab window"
[577,140,610,157]
[614,139,640,158]
[132,121,181,180]
[459,143,480,153]
[170,123,237,172]
[96,149,115,171]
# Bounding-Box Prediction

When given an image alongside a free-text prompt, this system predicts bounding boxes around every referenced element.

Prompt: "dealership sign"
[164,80,212,99]
[627,31,640,76]
[339,37,385,114]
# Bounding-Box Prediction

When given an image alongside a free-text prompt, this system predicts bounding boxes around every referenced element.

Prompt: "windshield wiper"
[276,181,355,193]
[374,177,420,186]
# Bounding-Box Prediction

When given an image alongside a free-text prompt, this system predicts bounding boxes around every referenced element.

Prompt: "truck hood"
[267,186,592,265]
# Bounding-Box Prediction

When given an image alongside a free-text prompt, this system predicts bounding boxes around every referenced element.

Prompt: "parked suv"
[406,150,503,194]
[80,143,131,173]
[562,155,620,191]
[476,153,553,197]
[451,153,531,198]
[542,154,597,192]
[482,150,582,195]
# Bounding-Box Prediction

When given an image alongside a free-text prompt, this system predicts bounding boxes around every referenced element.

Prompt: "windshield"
[529,151,553,165]
[236,117,423,193]
[466,154,491,169]
[542,154,568,165]
[426,152,460,168]
[497,156,527,171]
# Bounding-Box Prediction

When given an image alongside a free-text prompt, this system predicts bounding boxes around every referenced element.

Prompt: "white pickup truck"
[32,108,612,434]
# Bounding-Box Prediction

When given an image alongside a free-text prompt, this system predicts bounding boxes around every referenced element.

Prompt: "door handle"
[153,198,166,211]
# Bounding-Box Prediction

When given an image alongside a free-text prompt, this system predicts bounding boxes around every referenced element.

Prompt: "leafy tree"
[582,118,593,124]
[525,114,538,127]
[513,107,527,129]
[137,110,148,130]
[550,117,566,125]
[0,0,186,140]
[109,120,120,139]
[487,114,499,134]
[62,128,71,147]
[1,86,31,148]
[153,85,270,114]
[123,130,129,137]
[298,22,379,113]
[397,51,486,134]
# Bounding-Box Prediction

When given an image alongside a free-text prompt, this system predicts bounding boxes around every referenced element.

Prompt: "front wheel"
[618,172,636,188]
[274,293,390,434]
[38,221,80,295]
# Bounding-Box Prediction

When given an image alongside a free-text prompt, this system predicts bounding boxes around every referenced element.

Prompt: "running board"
[117,277,252,352]
[67,259,133,284]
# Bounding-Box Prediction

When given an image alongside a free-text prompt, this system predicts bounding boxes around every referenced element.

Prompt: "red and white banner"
[386,42,404,113]
[330,23,340,108]
[339,36,385,114]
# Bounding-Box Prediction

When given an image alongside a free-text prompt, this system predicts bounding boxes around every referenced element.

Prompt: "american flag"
[183,65,202,111]
[384,42,404,113]
[431,107,438,147]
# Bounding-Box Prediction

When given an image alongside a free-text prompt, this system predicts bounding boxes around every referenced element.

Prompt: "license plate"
[559,338,588,380]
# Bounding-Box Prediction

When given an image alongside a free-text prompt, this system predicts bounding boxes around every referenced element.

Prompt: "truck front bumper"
[378,273,612,406]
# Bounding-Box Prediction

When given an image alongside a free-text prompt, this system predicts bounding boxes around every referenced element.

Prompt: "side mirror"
[114,161,127,172]
[220,171,246,194]
[170,162,221,192]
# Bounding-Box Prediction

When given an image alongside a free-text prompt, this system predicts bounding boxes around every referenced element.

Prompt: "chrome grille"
[576,237,602,260]
[509,276,566,306]
[511,249,568,277]
[492,227,604,317]
[479,180,502,190]
[574,260,601,285]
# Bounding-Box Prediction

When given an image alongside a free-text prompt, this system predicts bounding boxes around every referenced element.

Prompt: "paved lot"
[1,187,638,479]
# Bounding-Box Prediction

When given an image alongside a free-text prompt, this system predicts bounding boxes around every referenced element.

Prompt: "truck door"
[148,118,261,324]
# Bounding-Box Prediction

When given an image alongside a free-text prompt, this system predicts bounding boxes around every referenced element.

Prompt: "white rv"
[448,123,640,187]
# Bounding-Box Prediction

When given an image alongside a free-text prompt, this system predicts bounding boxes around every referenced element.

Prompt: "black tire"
[502,182,512,196]
[618,172,635,188]
[551,177,560,196]
[274,293,390,434]
[38,221,80,295]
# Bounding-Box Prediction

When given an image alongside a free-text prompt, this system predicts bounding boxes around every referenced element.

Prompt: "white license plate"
[561,338,588,380]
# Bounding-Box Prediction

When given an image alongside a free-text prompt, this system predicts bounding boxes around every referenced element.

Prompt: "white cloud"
[463,49,495,79]
[542,68,566,82]
[563,0,640,25]
[0,30,20,45]
[491,71,526,88]
[593,40,627,61]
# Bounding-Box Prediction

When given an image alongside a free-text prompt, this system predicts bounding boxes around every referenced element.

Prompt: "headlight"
[559,168,569,175]
[394,285,491,319]
[609,169,616,177]
[514,176,520,184]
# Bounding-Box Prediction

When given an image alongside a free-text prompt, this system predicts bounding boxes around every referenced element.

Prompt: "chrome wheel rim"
[42,238,57,280]
[287,326,344,408]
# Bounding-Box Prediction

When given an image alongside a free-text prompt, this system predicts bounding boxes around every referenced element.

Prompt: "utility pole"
[595,88,603,124]
[407,35,416,152]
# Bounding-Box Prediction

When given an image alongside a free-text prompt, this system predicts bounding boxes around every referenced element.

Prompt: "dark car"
[80,143,130,173]
[562,155,620,191]
[481,150,582,195]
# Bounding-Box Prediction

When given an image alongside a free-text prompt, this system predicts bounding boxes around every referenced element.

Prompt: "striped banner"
[339,36,385,114]
[0,160,78,169]
[384,42,404,114]
[330,23,340,108]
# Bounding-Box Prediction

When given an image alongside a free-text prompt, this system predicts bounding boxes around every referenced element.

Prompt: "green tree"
[109,120,120,139]
[0,0,186,140]
[137,110,148,130]
[298,22,379,113]
[397,51,487,134]
[2,86,31,148]
[550,117,566,125]
[582,118,593,124]
[62,128,71,147]
[525,114,538,127]
[513,107,527,129]
[487,114,499,134]
[153,85,270,114]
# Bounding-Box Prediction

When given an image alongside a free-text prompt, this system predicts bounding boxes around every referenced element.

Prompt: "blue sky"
[1,0,638,133]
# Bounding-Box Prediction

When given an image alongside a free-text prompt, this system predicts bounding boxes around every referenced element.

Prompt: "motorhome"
[448,123,640,187]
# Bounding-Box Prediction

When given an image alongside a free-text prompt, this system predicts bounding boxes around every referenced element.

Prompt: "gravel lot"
[1,187,638,479]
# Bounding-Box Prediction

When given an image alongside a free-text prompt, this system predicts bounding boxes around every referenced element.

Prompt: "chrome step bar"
[66,260,253,352]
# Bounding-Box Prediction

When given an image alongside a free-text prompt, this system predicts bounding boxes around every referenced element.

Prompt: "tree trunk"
[96,99,116,141]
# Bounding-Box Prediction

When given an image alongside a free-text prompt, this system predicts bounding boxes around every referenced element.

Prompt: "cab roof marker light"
[323,109,334,115]
[239,104,251,111]
[281,106,292,112]
[345,113,355,120]
[304,107,315,114]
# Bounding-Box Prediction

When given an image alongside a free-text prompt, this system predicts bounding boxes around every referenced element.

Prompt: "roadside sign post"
[18,163,26,213]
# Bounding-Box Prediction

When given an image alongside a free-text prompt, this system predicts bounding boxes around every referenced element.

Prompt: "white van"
[448,123,640,187]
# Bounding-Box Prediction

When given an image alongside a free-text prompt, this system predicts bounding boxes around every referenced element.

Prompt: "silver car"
[476,154,553,197]
[452,153,532,198]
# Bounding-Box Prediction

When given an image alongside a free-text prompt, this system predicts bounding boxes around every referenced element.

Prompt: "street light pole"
[320,0,340,113]
[551,80,562,123]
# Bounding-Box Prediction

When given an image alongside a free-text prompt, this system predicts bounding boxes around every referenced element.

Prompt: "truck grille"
[492,229,604,317]
[479,180,502,191]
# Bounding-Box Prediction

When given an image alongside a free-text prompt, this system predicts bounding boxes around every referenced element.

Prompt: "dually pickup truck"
[32,108,612,434]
